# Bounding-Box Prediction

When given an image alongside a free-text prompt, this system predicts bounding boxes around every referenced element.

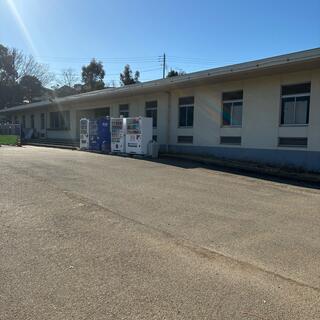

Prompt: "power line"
[52,67,162,77]
[34,52,242,66]
[39,53,238,85]
[35,55,160,63]
[35,54,229,65]
[35,53,234,74]
[35,54,160,59]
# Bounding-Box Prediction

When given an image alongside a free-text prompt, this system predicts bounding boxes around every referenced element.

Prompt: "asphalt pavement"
[0,146,319,319]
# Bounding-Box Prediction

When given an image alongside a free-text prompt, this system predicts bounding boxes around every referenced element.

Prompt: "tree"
[81,59,105,92]
[0,44,17,85]
[11,49,54,86]
[0,43,54,109]
[0,83,23,108]
[0,45,20,108]
[120,64,140,86]
[53,85,77,98]
[53,68,79,97]
[58,68,79,87]
[166,69,186,78]
[107,80,117,88]
[19,75,42,102]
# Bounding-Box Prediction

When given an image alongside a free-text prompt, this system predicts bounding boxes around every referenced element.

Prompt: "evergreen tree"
[81,59,105,92]
[120,64,140,86]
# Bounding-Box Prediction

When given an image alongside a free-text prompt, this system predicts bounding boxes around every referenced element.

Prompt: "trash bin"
[148,140,159,158]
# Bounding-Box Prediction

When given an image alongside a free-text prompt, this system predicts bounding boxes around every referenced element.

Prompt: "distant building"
[1,48,320,171]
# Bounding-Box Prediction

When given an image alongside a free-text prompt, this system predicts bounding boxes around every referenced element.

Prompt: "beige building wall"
[167,68,320,152]
[10,68,320,155]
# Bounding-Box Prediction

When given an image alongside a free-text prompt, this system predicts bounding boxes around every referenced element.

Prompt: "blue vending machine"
[98,117,111,153]
[88,119,100,151]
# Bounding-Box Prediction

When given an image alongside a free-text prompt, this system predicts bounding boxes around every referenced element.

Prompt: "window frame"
[177,135,193,144]
[22,115,26,128]
[279,83,311,127]
[40,113,45,130]
[94,107,110,118]
[220,136,242,145]
[178,96,194,128]
[30,114,35,129]
[221,91,243,128]
[119,104,129,118]
[278,137,308,148]
[49,111,70,130]
[145,100,157,128]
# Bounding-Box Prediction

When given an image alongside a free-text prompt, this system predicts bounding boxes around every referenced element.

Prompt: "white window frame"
[222,99,243,127]
[280,92,310,127]
[178,103,194,128]
[49,111,70,130]
[40,113,45,130]
[145,101,157,128]
[30,114,35,129]
[119,104,129,118]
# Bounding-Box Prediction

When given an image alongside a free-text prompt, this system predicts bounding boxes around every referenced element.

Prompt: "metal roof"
[1,47,320,113]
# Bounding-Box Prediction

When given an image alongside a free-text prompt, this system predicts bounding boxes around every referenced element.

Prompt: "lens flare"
[5,0,38,56]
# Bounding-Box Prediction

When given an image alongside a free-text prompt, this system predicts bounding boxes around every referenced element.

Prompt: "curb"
[161,153,320,184]
[26,143,78,150]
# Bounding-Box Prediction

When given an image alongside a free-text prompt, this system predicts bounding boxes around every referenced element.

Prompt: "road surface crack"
[61,189,320,295]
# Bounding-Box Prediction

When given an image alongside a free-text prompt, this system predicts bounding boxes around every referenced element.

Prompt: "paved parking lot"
[0,146,319,319]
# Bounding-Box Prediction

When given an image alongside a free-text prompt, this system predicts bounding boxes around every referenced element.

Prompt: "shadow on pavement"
[144,156,320,191]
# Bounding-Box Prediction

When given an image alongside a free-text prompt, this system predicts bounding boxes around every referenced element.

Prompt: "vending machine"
[111,117,126,153]
[98,117,111,153]
[125,117,153,155]
[80,118,90,150]
[88,119,100,151]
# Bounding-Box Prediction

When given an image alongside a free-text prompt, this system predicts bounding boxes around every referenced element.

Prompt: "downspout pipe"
[165,90,171,153]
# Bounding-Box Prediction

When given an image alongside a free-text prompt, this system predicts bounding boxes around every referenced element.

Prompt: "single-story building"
[1,48,320,172]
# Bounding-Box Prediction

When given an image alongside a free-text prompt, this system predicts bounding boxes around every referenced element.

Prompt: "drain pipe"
[165,91,171,153]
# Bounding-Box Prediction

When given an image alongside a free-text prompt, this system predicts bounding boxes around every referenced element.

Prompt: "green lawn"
[0,135,18,145]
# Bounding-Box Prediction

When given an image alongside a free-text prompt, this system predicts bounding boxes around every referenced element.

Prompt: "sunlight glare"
[6,0,39,56]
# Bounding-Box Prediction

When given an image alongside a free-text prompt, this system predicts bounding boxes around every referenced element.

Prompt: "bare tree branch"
[57,68,79,87]
[11,48,55,86]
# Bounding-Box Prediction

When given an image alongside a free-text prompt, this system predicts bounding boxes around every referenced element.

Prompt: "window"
[119,104,129,117]
[220,136,241,145]
[177,135,193,144]
[30,115,35,129]
[280,83,310,125]
[40,113,45,130]
[94,107,110,118]
[278,137,307,148]
[145,100,157,127]
[222,90,243,126]
[22,115,26,127]
[14,116,19,124]
[179,96,194,127]
[49,111,70,130]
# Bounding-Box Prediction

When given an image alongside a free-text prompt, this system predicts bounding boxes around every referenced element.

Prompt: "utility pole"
[162,53,166,79]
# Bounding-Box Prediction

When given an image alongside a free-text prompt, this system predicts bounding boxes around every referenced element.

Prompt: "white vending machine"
[125,117,153,155]
[111,117,126,153]
[79,118,90,150]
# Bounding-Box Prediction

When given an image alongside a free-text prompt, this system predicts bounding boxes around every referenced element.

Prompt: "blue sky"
[1,0,319,86]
